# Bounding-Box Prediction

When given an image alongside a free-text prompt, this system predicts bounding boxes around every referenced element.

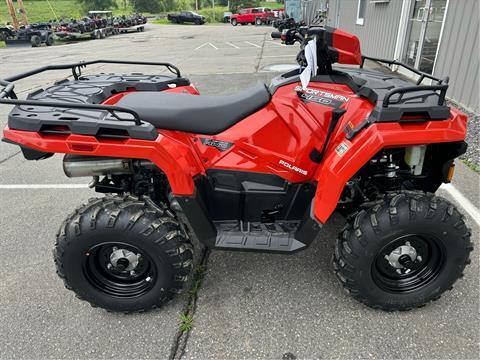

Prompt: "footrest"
[215,222,306,253]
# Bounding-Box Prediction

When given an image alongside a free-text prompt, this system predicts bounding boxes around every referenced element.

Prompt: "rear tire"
[255,18,263,26]
[231,19,238,26]
[30,35,41,47]
[333,191,473,311]
[54,195,193,312]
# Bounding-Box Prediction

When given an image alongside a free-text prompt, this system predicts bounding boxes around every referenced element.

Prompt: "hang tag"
[299,37,317,89]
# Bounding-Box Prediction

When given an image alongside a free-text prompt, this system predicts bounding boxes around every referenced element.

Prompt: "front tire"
[46,34,54,46]
[54,195,193,312]
[333,191,473,311]
[231,18,237,26]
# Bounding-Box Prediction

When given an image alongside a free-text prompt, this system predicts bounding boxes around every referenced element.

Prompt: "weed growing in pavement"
[189,264,207,297]
[179,313,194,332]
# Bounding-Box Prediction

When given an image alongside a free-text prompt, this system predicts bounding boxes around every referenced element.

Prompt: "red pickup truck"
[230,7,275,26]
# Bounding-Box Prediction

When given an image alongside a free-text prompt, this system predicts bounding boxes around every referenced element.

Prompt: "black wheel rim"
[83,242,157,298]
[372,234,445,293]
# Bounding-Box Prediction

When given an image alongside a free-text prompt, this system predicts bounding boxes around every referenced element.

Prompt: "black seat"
[116,83,271,134]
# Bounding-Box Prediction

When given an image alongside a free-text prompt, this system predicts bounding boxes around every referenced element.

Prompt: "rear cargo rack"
[0,60,187,140]
[361,55,449,87]
[342,56,452,140]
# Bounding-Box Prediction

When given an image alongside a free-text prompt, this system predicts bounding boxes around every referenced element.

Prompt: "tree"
[75,0,117,12]
[129,0,161,13]
[229,0,260,12]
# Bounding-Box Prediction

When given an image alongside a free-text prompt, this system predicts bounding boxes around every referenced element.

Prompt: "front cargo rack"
[0,60,187,141]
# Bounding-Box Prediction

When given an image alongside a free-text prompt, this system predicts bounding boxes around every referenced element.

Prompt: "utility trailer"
[118,24,146,33]
[56,11,116,41]
[55,27,108,40]
[88,11,117,36]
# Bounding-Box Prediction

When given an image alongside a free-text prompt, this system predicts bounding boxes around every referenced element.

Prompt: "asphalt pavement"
[0,24,478,359]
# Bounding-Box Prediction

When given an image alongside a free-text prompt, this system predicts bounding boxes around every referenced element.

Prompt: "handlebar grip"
[271,31,281,39]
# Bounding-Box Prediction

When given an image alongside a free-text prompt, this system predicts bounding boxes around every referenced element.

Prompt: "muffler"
[63,155,134,178]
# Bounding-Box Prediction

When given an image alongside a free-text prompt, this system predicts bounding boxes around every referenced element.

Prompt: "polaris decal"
[279,159,308,175]
[200,138,234,152]
[294,86,349,108]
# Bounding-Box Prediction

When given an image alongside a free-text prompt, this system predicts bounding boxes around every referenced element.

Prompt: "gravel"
[448,100,480,168]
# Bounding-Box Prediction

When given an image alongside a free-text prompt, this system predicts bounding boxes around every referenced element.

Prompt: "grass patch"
[0,1,138,24]
[151,18,171,25]
[463,160,480,174]
[197,6,228,23]
[153,7,229,24]
[179,313,194,332]
[1,1,81,23]
[0,41,5,48]
[260,2,284,9]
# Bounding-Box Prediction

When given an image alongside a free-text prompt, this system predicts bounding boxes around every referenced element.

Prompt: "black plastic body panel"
[1,138,53,160]
[7,74,190,140]
[174,170,320,253]
[175,191,218,248]
[196,169,315,223]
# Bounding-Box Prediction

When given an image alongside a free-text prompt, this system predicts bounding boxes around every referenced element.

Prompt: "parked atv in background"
[273,17,300,32]
[6,22,54,47]
[134,14,148,25]
[0,25,16,41]
[0,26,473,313]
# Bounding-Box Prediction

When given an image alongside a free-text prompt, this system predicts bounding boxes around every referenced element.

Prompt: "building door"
[402,0,447,74]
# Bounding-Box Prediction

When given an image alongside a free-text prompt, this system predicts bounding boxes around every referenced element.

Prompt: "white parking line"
[208,42,218,50]
[267,41,286,47]
[244,41,262,48]
[440,184,480,227]
[226,42,240,49]
[262,55,297,58]
[194,42,208,51]
[0,184,87,189]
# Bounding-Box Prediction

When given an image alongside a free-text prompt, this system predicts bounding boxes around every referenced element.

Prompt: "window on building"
[356,0,366,25]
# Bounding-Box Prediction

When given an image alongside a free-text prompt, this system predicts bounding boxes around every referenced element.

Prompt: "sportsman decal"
[294,85,349,108]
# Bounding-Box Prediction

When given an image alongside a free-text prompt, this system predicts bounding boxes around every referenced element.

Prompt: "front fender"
[312,110,467,224]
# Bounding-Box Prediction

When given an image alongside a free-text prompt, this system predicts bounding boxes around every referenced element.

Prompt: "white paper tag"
[299,37,317,89]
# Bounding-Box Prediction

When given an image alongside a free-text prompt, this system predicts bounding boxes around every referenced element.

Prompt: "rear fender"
[3,127,204,195]
[312,109,468,224]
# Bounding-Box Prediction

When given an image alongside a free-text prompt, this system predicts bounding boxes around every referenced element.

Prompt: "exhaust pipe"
[63,155,134,178]
[271,31,281,39]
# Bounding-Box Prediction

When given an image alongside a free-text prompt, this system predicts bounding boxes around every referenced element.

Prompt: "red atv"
[0,27,473,312]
